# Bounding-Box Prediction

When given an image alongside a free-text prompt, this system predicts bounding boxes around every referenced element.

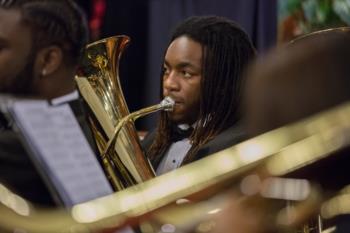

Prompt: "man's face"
[0,8,35,94]
[163,36,202,124]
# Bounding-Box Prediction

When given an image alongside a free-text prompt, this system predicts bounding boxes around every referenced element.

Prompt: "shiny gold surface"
[321,185,350,219]
[1,101,350,232]
[75,35,156,190]
[148,178,321,233]
[102,96,174,158]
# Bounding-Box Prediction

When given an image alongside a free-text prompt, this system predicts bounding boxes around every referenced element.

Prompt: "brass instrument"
[2,28,350,233]
[102,96,174,158]
[0,101,350,233]
[75,35,174,190]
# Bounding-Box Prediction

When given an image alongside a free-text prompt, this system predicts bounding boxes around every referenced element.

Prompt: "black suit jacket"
[142,124,246,170]
[0,98,96,206]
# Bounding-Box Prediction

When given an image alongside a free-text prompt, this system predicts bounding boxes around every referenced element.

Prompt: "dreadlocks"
[147,16,256,165]
[0,0,88,66]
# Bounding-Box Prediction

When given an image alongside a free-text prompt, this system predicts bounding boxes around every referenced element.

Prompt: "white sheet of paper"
[10,100,113,206]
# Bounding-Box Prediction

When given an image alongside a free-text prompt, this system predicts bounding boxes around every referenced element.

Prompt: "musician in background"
[212,29,350,233]
[0,0,89,205]
[244,30,350,139]
[142,16,256,175]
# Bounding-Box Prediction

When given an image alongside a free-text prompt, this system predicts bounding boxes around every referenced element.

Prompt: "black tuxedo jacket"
[142,124,246,170]
[0,98,96,206]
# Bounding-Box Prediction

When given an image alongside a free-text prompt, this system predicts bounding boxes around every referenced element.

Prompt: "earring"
[42,69,47,76]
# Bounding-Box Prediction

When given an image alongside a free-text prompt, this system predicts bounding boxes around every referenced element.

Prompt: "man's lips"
[170,101,183,112]
[164,95,184,108]
[174,102,185,109]
[165,96,183,104]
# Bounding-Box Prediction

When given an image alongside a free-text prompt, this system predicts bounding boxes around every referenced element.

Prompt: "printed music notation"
[10,100,113,206]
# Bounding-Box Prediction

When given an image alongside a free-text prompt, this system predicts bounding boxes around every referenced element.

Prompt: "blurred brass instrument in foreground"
[1,100,350,233]
[75,35,174,191]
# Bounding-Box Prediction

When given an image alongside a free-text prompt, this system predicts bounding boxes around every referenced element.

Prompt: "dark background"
[76,0,277,130]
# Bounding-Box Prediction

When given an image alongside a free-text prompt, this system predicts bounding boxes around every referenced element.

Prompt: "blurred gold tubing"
[0,101,350,233]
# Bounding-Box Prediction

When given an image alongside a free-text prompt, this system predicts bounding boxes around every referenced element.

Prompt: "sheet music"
[10,100,113,206]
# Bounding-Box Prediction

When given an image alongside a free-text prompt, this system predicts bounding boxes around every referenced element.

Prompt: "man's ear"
[35,45,63,77]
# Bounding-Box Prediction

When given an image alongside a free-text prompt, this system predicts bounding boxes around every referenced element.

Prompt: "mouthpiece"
[161,96,175,112]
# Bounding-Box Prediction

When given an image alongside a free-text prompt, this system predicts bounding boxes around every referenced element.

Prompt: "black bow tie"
[171,126,193,142]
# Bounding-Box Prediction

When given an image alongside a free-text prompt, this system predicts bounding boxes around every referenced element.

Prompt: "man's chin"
[168,113,195,125]
[168,112,184,124]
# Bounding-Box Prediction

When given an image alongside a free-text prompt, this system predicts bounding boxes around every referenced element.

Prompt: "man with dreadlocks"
[0,0,91,205]
[143,16,256,175]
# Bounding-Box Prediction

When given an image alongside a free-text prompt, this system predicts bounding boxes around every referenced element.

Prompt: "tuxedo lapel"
[140,129,164,169]
[195,124,246,160]
[142,124,247,170]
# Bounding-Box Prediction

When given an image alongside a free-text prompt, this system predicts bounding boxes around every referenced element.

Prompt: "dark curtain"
[100,0,149,117]
[143,0,277,130]
[75,0,92,17]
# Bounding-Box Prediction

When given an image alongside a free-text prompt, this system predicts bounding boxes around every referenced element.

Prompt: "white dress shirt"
[156,124,193,175]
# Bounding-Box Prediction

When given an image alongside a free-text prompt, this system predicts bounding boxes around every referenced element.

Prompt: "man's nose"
[163,72,180,92]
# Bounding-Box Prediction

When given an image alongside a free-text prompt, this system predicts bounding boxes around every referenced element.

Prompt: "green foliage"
[279,0,350,33]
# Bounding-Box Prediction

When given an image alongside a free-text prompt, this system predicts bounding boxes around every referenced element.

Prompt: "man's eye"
[182,71,192,78]
[163,67,170,75]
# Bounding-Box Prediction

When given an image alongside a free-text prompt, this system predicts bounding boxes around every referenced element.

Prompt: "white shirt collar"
[178,122,197,130]
[178,124,190,130]
[51,90,79,106]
